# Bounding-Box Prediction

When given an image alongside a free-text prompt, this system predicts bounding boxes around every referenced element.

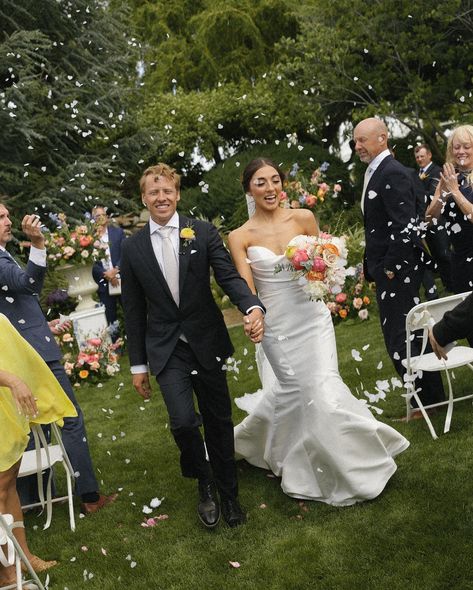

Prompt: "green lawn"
[24,317,473,590]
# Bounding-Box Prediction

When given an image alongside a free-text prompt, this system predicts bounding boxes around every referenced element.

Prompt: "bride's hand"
[243,309,264,342]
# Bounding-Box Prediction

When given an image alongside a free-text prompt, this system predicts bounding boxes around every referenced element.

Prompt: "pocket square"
[191,249,197,254]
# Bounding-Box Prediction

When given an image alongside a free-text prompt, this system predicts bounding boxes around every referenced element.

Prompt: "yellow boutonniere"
[180,226,196,248]
[419,172,427,180]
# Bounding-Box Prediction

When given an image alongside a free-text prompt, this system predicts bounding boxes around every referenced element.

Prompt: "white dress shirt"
[360,149,391,214]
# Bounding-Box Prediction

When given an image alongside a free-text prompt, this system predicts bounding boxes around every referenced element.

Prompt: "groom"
[120,163,264,528]
[353,118,445,414]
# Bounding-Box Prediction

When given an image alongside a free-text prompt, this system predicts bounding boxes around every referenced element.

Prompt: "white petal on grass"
[351,349,362,362]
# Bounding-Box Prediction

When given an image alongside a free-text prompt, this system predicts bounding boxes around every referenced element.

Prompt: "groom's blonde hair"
[140,163,180,193]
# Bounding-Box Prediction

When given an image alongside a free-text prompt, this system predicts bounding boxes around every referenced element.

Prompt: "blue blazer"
[0,250,62,362]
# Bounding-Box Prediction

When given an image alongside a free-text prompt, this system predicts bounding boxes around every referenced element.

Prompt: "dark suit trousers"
[375,273,445,407]
[156,340,238,501]
[17,360,99,503]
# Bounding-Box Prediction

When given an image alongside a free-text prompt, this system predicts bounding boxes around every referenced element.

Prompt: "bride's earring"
[245,193,256,218]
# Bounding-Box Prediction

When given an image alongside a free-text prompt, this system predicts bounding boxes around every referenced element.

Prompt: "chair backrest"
[405,291,472,360]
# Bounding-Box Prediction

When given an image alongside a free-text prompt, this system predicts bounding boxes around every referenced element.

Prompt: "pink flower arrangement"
[279,163,342,212]
[280,233,348,301]
[44,214,108,269]
[326,263,373,323]
[58,329,123,385]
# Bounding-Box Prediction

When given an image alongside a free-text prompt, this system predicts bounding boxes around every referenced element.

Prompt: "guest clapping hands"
[425,125,473,298]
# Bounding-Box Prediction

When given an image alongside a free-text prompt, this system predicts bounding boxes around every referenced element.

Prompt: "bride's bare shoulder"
[292,208,319,233]
[228,223,250,248]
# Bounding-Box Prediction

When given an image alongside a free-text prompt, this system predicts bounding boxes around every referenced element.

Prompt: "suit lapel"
[178,215,192,294]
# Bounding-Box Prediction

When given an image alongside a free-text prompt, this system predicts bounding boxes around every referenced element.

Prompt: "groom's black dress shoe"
[197,482,220,528]
[221,499,246,528]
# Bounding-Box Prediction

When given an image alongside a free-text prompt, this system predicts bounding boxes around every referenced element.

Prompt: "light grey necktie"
[160,226,179,305]
[360,166,373,214]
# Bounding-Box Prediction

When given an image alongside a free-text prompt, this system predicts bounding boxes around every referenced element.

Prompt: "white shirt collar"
[149,212,180,235]
[422,162,433,173]
[368,149,391,173]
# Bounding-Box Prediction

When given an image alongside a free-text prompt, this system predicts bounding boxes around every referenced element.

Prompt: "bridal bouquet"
[282,233,348,301]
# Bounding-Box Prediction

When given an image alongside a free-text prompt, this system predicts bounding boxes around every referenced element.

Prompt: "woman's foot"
[21,554,58,573]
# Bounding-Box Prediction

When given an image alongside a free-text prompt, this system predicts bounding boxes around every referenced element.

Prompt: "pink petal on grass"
[229,561,241,568]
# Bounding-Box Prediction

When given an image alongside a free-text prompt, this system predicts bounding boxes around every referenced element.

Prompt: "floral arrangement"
[279,162,342,212]
[281,233,348,301]
[326,263,373,323]
[58,328,123,385]
[44,213,108,269]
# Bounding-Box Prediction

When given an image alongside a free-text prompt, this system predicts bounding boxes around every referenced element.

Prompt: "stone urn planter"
[59,263,98,312]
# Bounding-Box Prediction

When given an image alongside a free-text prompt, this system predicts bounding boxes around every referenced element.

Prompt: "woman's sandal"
[21,555,58,574]
[8,522,57,574]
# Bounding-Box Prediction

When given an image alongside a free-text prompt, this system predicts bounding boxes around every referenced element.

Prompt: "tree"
[276,0,473,156]
[0,0,148,224]
[129,0,299,92]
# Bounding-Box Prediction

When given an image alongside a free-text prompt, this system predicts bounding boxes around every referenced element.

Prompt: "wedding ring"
[245,319,250,324]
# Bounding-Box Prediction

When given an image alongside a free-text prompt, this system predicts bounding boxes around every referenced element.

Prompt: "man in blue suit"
[91,206,126,340]
[0,200,117,514]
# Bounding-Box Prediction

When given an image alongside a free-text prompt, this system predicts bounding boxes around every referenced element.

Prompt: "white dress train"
[234,243,409,506]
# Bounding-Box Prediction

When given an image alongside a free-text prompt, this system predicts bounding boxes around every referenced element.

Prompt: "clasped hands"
[438,162,459,198]
[104,267,120,287]
[243,308,264,343]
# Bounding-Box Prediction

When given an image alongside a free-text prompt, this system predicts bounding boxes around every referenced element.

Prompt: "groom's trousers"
[156,340,238,501]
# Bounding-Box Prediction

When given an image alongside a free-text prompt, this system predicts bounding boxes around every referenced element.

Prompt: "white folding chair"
[0,512,45,590]
[18,423,76,531]
[402,291,473,439]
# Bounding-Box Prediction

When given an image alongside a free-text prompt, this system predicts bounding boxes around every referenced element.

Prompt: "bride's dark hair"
[242,158,286,193]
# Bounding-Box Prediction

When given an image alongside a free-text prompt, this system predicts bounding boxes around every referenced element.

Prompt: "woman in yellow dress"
[0,313,77,589]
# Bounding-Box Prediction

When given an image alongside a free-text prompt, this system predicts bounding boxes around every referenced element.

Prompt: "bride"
[228,158,409,506]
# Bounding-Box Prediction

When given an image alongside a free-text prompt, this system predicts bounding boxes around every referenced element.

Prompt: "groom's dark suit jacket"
[120,215,263,375]
[363,154,427,283]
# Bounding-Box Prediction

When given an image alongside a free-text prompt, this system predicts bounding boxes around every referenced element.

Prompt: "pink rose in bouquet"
[279,234,348,301]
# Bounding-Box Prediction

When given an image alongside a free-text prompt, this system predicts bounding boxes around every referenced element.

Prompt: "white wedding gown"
[234,243,409,506]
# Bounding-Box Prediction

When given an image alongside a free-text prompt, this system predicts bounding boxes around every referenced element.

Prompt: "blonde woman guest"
[0,314,77,588]
[425,125,473,295]
[228,158,409,507]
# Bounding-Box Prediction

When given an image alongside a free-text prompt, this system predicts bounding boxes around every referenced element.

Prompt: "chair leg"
[412,391,438,440]
[443,368,455,434]
[63,464,76,532]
